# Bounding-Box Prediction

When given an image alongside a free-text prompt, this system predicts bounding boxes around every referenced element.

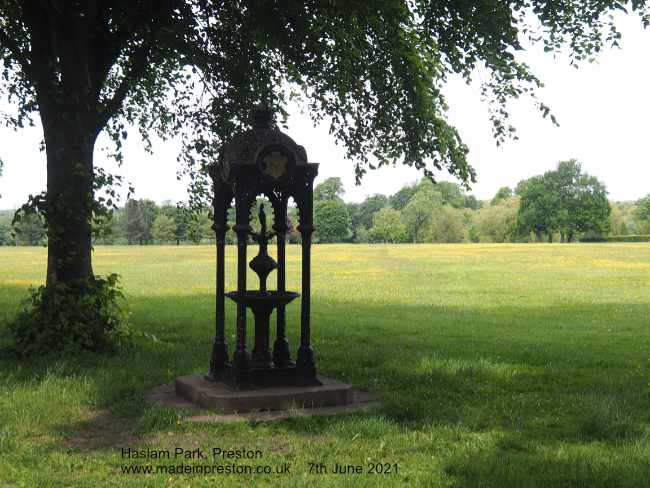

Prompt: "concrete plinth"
[175,374,354,414]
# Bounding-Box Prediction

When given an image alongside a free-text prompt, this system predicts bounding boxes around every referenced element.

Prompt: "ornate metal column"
[232,198,251,378]
[207,178,232,380]
[295,171,317,382]
[272,197,291,367]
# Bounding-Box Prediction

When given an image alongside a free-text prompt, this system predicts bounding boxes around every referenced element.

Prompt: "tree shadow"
[442,434,650,488]
[2,286,650,487]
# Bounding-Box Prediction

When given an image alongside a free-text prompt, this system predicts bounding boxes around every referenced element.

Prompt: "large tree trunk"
[43,115,97,285]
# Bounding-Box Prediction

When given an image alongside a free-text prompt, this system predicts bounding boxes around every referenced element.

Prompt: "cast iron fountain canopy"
[206,106,320,390]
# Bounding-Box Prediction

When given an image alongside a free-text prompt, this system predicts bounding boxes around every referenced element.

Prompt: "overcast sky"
[0,13,648,210]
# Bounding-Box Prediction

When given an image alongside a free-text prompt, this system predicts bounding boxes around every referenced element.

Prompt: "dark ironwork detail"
[207,178,233,381]
[206,107,320,390]
[249,204,277,291]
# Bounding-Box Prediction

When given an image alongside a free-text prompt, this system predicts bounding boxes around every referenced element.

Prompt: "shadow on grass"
[441,435,650,488]
[2,286,650,485]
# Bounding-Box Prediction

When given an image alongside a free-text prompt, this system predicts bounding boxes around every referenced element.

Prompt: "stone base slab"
[174,374,355,414]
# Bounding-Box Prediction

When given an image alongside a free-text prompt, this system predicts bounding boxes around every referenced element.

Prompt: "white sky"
[0,13,648,209]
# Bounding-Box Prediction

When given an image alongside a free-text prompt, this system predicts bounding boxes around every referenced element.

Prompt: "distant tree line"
[310,159,649,244]
[1,159,649,246]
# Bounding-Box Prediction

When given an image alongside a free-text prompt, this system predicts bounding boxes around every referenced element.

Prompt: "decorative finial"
[259,203,267,234]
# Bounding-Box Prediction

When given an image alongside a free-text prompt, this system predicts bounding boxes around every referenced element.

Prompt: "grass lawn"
[1,243,649,487]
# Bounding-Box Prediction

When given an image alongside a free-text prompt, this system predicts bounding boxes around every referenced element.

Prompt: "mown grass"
[1,243,649,487]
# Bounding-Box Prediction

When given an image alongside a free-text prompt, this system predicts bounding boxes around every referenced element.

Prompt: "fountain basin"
[225,290,300,311]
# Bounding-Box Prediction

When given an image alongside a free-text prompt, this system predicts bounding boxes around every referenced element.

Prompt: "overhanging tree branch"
[0,26,32,79]
[95,43,150,134]
[93,1,175,134]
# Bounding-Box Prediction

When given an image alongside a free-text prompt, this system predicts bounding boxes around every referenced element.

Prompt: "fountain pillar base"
[176,374,351,413]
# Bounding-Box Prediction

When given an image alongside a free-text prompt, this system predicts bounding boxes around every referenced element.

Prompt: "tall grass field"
[1,244,649,487]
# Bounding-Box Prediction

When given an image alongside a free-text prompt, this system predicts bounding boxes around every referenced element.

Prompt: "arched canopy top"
[213,106,309,185]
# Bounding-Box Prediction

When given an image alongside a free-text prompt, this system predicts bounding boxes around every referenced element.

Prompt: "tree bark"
[43,120,97,285]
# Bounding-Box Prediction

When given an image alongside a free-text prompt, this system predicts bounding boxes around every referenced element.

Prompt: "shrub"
[9,273,131,357]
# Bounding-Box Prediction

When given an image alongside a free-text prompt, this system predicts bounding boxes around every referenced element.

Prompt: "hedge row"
[581,235,650,243]
[605,235,650,242]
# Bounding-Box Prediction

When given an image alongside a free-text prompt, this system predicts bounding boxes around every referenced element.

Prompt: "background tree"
[434,182,466,208]
[186,210,212,245]
[370,208,405,243]
[152,214,177,243]
[0,210,13,245]
[571,174,611,239]
[13,212,46,246]
[491,186,513,206]
[635,195,650,233]
[353,225,371,244]
[314,177,345,202]
[402,181,442,243]
[475,197,520,243]
[544,160,582,241]
[516,175,556,242]
[427,206,466,243]
[516,161,610,242]
[0,221,11,245]
[314,199,350,243]
[355,194,388,231]
[159,203,189,245]
[122,199,147,245]
[389,183,418,211]
[92,211,117,245]
[138,200,158,244]
[286,205,301,244]
[463,195,483,210]
[542,160,610,241]
[345,202,361,242]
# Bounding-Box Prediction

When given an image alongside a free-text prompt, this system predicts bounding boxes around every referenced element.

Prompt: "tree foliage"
[427,206,466,243]
[517,160,610,242]
[314,177,345,202]
[434,182,466,208]
[122,199,157,245]
[152,214,177,243]
[492,186,514,206]
[402,180,442,243]
[476,197,520,243]
[516,175,555,241]
[0,222,11,245]
[389,183,418,211]
[355,194,389,230]
[186,209,212,244]
[314,199,349,243]
[636,195,650,233]
[12,211,46,245]
[371,208,405,243]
